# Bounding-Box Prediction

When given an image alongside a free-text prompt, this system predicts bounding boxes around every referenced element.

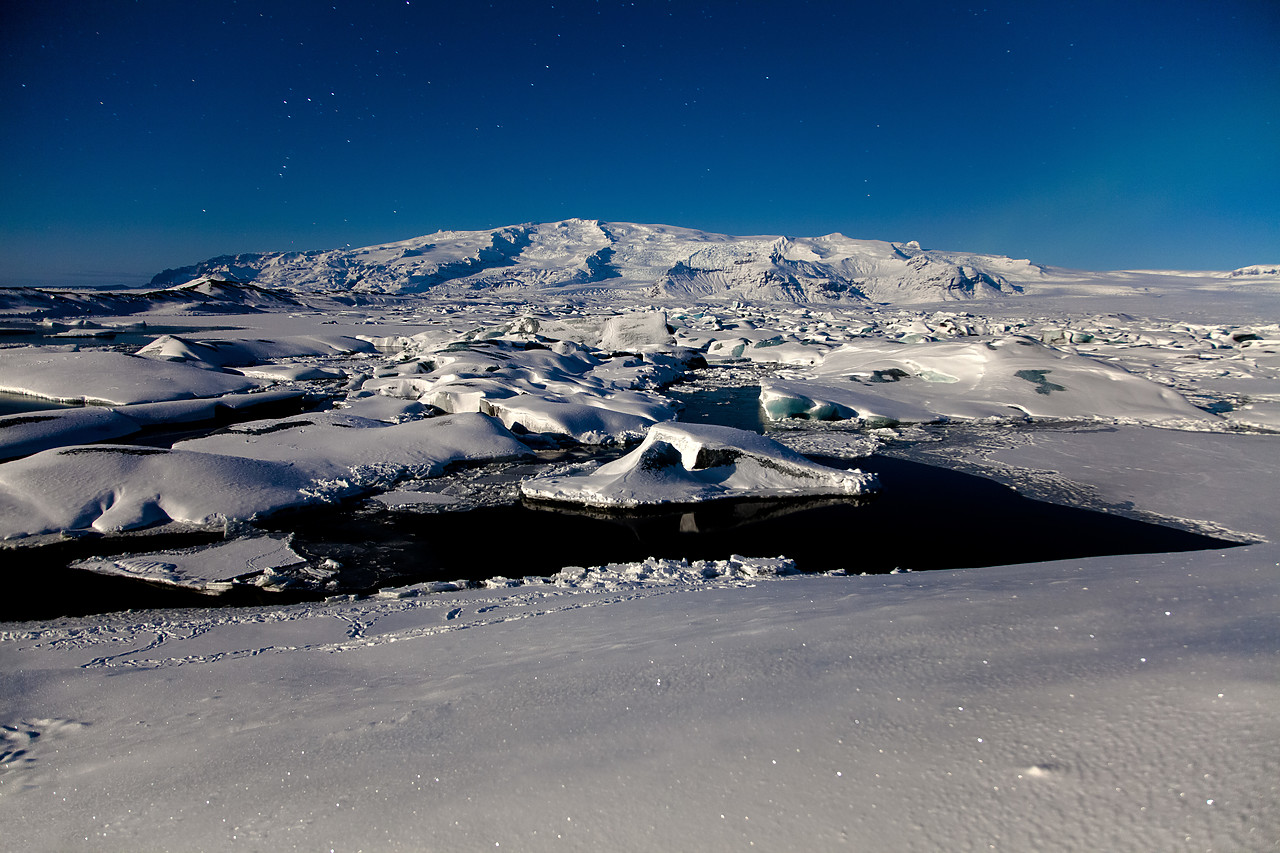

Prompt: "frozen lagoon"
[0,391,1236,621]
[1,271,1278,850]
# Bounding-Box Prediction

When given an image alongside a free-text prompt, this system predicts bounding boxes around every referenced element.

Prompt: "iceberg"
[761,337,1215,425]
[359,338,676,444]
[0,349,258,405]
[520,422,878,507]
[0,445,338,538]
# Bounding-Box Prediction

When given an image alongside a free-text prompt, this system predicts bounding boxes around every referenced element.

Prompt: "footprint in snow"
[0,718,88,773]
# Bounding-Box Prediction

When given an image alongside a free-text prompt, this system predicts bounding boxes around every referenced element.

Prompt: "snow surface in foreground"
[2,545,1276,851]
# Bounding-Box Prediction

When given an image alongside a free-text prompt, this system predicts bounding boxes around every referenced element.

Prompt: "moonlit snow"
[1,221,1278,851]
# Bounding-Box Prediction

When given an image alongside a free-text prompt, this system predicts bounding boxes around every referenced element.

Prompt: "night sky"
[2,0,1277,287]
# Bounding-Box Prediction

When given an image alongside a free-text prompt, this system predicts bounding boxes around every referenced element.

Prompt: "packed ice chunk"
[520,422,878,507]
[705,337,749,361]
[469,555,804,591]
[598,311,674,351]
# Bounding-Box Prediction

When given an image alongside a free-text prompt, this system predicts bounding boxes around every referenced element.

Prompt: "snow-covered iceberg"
[136,332,374,369]
[0,413,532,540]
[761,337,1215,426]
[0,445,335,538]
[520,422,878,507]
[0,349,257,405]
[358,338,676,444]
[0,407,142,460]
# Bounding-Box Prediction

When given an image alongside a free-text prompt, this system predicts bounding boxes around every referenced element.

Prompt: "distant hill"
[149,219,1046,304]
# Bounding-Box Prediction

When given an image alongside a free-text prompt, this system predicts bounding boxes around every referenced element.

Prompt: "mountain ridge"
[148,219,1044,304]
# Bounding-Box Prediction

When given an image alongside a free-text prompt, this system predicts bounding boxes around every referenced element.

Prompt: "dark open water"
[0,382,1239,621]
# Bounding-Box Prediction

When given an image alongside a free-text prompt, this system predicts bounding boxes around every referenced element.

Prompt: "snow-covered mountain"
[148,219,1045,304]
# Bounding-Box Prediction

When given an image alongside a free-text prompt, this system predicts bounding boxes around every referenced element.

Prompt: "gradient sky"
[2,0,1277,287]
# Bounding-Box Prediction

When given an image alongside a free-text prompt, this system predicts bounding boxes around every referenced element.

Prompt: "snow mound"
[520,422,878,507]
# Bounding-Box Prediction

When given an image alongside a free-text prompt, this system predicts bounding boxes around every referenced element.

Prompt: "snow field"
[2,545,1276,851]
[0,245,1278,850]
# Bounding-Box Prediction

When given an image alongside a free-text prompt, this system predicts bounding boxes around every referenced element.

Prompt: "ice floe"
[0,407,141,460]
[520,422,878,507]
[69,535,328,593]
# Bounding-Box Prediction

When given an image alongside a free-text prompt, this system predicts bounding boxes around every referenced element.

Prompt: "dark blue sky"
[2,0,1277,286]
